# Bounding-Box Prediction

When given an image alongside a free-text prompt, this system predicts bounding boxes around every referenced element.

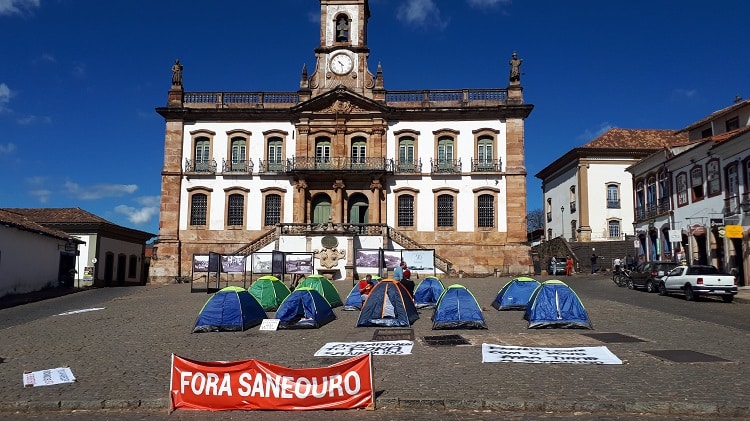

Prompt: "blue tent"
[413,276,445,309]
[432,284,487,330]
[193,286,267,333]
[491,277,541,310]
[343,284,363,311]
[275,287,336,329]
[523,280,592,329]
[357,279,419,327]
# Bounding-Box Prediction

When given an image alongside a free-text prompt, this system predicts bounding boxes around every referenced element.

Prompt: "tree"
[527,208,545,233]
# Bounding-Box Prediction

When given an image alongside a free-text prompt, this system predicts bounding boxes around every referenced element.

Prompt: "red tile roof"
[5,207,112,224]
[0,209,81,242]
[677,99,750,133]
[583,128,688,149]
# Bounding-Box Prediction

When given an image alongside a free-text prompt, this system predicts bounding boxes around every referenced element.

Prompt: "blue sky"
[1,0,748,236]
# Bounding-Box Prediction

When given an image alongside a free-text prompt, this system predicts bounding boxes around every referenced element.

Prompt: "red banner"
[170,353,373,411]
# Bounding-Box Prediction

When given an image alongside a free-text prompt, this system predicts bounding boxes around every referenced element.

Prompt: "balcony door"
[348,193,369,224]
[312,194,332,225]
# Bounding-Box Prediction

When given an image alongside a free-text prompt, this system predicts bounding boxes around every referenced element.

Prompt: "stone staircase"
[533,237,634,275]
[229,224,455,275]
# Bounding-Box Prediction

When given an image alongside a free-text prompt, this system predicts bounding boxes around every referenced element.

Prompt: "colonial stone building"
[149,0,533,284]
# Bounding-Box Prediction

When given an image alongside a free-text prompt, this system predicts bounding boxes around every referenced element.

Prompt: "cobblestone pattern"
[0,278,748,417]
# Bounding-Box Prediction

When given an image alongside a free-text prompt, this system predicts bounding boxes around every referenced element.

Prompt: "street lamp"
[560,206,565,239]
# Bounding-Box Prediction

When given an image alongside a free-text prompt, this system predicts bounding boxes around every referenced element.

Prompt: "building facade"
[535,129,686,244]
[5,208,154,287]
[149,0,533,284]
[628,98,750,285]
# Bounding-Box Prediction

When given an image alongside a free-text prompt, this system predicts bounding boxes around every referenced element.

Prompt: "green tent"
[248,275,291,311]
[298,274,343,307]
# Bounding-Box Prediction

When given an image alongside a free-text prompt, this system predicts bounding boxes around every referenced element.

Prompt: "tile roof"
[583,128,688,149]
[677,98,750,133]
[4,207,112,224]
[0,209,80,241]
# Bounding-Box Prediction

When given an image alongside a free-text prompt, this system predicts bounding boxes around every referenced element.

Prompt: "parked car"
[628,261,678,292]
[547,257,567,276]
[658,265,738,302]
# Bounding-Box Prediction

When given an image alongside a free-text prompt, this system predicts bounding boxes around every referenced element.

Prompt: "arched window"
[646,176,656,211]
[607,184,620,209]
[194,137,211,172]
[398,194,414,227]
[335,14,349,42]
[676,172,688,206]
[707,159,721,196]
[437,194,454,228]
[476,136,494,170]
[691,166,704,201]
[315,138,331,168]
[437,136,454,171]
[477,194,494,228]
[190,193,208,226]
[230,137,247,172]
[264,194,281,226]
[351,137,366,166]
[128,255,137,279]
[266,136,283,172]
[227,194,244,226]
[398,137,416,172]
[608,220,621,239]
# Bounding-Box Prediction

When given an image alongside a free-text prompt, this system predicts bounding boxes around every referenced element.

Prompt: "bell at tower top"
[319,0,370,48]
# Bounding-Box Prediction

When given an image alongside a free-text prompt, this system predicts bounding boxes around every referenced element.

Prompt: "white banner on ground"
[22,367,76,387]
[482,343,622,365]
[56,307,105,316]
[314,341,413,357]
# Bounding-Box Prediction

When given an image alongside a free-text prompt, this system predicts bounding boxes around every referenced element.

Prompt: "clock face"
[329,53,353,75]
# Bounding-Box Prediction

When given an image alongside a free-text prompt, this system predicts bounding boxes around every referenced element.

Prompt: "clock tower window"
[335,14,350,42]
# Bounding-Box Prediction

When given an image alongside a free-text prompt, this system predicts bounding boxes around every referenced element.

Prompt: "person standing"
[613,257,622,274]
[394,261,405,282]
[590,253,598,274]
[566,256,573,276]
[551,257,558,275]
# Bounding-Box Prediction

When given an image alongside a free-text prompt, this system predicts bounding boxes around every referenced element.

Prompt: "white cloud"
[466,0,511,8]
[26,176,47,185]
[114,203,159,225]
[29,189,51,203]
[396,0,448,29]
[135,195,161,207]
[71,62,87,79]
[0,142,15,154]
[0,83,12,111]
[674,88,697,98]
[578,122,613,142]
[64,180,138,200]
[17,114,51,125]
[0,0,40,16]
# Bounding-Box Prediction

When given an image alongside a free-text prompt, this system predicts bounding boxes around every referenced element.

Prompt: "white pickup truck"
[658,265,738,302]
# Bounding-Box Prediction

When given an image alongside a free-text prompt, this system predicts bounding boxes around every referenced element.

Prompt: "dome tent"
[523,280,592,329]
[193,286,267,333]
[248,275,290,311]
[491,276,541,311]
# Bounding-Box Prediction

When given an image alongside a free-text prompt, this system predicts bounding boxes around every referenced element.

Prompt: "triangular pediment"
[294,86,386,115]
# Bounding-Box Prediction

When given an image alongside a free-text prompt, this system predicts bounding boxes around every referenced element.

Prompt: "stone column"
[333,179,345,224]
[295,179,308,224]
[370,179,382,223]
[577,163,592,241]
[148,118,184,284]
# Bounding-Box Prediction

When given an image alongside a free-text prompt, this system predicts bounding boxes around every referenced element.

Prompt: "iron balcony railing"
[221,159,254,174]
[657,197,671,214]
[184,158,217,174]
[724,195,742,216]
[430,158,462,174]
[470,158,502,172]
[286,156,393,172]
[569,201,576,213]
[394,159,422,174]
[257,159,286,173]
[606,199,621,209]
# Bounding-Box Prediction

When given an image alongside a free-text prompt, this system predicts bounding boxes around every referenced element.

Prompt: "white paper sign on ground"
[315,341,413,357]
[482,343,622,365]
[56,308,105,316]
[23,367,76,387]
[259,319,280,331]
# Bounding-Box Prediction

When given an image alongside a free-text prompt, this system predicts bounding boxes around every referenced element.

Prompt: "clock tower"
[310,0,376,98]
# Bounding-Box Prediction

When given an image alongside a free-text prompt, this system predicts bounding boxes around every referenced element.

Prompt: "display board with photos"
[285,253,314,275]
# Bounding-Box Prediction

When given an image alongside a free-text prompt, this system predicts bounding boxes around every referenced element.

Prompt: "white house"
[0,209,84,298]
[536,129,686,243]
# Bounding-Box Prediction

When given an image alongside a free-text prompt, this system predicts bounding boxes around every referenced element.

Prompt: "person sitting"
[358,274,374,301]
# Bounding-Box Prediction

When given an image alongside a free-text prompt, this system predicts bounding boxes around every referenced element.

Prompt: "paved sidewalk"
[1,277,749,418]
